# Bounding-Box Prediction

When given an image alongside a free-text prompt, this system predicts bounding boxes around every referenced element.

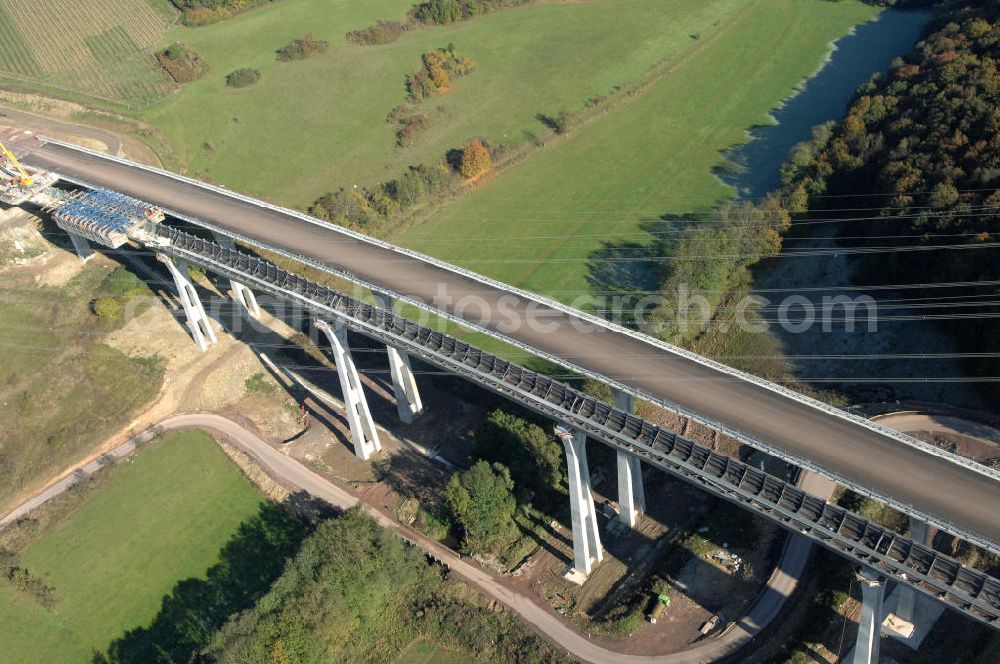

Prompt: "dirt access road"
[0,412,797,664]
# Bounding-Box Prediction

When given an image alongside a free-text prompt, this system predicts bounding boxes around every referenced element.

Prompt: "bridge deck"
[22,139,1000,549]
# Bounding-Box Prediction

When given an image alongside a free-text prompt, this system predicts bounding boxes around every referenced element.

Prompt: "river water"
[721,9,932,200]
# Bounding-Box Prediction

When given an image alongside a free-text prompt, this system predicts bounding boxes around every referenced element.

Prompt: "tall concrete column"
[68,232,94,262]
[896,519,932,621]
[612,389,645,527]
[212,232,260,319]
[316,320,381,460]
[373,293,423,424]
[854,567,886,664]
[160,254,217,351]
[555,424,603,580]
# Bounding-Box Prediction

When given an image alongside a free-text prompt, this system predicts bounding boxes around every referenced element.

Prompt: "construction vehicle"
[647,593,671,624]
[0,139,33,187]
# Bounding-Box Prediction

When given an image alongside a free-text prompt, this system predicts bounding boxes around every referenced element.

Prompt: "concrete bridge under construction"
[5,132,1000,661]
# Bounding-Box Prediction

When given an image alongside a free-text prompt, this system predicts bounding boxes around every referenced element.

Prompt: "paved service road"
[20,140,1000,547]
[0,413,803,663]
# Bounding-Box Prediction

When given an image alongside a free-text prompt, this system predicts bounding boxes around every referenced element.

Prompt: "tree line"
[779,3,1000,389]
[347,0,534,46]
[309,138,494,233]
[170,0,282,26]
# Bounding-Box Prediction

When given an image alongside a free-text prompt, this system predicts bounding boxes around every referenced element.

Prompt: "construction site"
[2,128,165,255]
[0,129,58,206]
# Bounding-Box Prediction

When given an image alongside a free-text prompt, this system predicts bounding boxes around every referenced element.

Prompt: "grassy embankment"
[0,260,164,513]
[0,430,266,663]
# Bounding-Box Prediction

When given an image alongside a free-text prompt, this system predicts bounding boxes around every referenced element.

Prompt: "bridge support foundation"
[212,232,260,319]
[373,294,423,424]
[160,254,217,352]
[68,232,94,262]
[896,519,931,622]
[316,320,381,460]
[555,424,603,581]
[854,567,886,664]
[612,389,644,527]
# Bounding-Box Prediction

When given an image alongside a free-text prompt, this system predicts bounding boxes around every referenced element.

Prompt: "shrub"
[156,43,208,83]
[4,566,56,611]
[102,266,146,299]
[171,0,277,26]
[412,0,534,25]
[244,372,274,395]
[179,6,228,26]
[393,169,426,207]
[459,140,491,179]
[538,109,573,134]
[92,266,149,323]
[226,68,261,88]
[277,32,329,62]
[396,114,430,147]
[346,19,409,45]
[415,0,462,24]
[311,161,459,232]
[406,46,476,101]
[93,296,123,321]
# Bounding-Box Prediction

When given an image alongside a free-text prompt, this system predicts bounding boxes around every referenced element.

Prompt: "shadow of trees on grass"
[92,497,317,664]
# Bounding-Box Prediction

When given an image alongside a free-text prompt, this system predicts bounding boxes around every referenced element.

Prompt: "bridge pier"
[316,320,381,460]
[555,424,603,581]
[373,293,423,424]
[895,519,932,622]
[854,567,886,664]
[612,389,645,527]
[211,232,260,319]
[68,232,94,262]
[159,254,217,352]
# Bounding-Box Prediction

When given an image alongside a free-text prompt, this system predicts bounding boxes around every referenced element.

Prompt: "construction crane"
[0,139,33,187]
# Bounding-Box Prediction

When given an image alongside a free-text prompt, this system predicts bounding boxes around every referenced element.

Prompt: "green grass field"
[137,0,747,206]
[0,0,176,106]
[0,430,265,663]
[394,0,879,303]
[396,638,479,664]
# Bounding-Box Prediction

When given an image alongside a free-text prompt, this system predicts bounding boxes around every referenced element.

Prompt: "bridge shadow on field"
[585,215,705,328]
[92,496,320,664]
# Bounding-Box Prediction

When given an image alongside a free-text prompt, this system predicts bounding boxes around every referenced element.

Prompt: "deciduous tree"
[445,461,517,554]
[459,140,491,179]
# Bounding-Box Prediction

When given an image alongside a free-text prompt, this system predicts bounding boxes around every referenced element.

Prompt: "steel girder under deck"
[155,226,1000,630]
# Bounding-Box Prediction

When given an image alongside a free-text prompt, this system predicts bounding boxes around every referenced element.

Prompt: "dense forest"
[781,2,1000,385]
[200,508,570,663]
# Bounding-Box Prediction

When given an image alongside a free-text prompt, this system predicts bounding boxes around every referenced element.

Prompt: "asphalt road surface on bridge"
[22,139,1000,547]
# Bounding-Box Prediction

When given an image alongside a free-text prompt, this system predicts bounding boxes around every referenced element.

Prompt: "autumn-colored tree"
[428,64,450,88]
[459,140,491,179]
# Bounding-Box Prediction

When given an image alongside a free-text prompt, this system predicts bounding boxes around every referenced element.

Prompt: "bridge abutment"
[211,232,260,319]
[373,293,423,424]
[555,423,603,581]
[853,567,886,664]
[159,254,217,352]
[316,320,381,460]
[612,389,645,527]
